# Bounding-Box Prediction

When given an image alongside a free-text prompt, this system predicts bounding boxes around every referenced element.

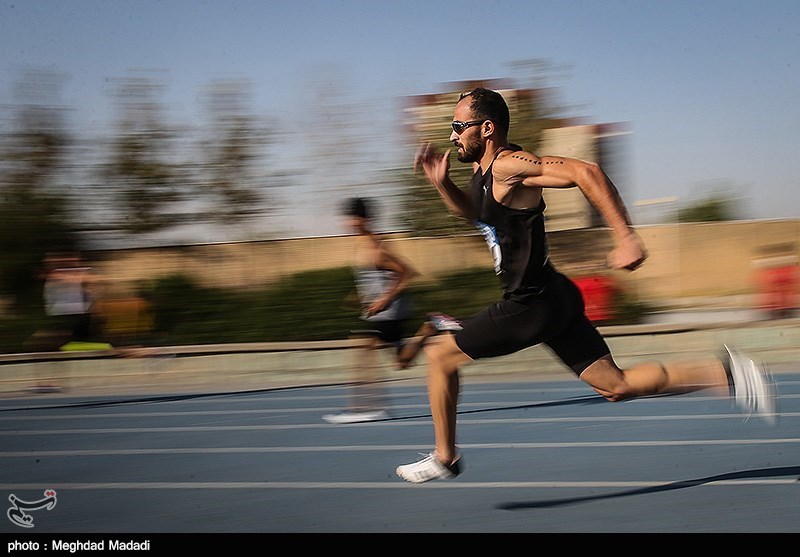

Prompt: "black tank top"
[470,146,552,298]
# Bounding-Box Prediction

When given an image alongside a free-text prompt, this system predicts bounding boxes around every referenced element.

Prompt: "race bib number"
[475,220,502,275]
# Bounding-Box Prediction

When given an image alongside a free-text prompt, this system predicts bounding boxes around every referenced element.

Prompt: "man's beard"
[456,136,482,163]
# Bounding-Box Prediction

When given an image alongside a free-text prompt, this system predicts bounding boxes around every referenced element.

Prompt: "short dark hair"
[343,197,371,219]
[459,87,510,136]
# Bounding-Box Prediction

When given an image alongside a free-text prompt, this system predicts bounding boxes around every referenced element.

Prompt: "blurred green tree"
[100,73,185,235]
[0,69,79,311]
[195,79,275,232]
[677,191,743,222]
[98,73,278,241]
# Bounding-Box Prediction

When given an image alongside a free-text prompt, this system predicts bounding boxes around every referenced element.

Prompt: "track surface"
[1,372,798,534]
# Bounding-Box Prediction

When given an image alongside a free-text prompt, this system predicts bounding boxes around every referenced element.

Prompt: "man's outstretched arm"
[495,151,647,271]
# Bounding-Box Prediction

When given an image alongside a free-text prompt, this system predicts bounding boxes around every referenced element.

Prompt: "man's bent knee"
[424,334,471,375]
[579,355,636,402]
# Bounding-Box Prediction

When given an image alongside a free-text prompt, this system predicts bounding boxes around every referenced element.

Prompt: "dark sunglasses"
[451,120,484,134]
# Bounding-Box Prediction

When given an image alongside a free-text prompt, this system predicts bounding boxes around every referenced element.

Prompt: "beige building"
[93,220,799,306]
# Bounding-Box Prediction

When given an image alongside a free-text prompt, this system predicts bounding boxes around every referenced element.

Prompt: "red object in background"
[754,264,799,317]
[573,275,616,322]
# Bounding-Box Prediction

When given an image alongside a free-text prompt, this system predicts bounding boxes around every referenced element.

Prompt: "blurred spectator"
[26,252,105,351]
[753,245,798,319]
[572,274,618,323]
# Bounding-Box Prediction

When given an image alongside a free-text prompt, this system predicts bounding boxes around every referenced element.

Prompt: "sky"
[1,0,798,241]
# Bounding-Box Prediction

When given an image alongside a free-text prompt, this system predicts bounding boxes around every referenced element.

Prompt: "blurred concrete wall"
[93,220,799,304]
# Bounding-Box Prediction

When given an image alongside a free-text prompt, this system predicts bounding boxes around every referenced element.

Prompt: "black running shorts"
[354,319,406,346]
[453,270,611,375]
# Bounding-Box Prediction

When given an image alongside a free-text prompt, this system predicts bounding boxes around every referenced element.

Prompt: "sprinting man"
[324,197,419,423]
[396,87,778,483]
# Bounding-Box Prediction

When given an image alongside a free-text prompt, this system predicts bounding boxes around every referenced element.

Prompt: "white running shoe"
[427,313,463,332]
[322,410,389,424]
[396,452,461,483]
[724,345,779,424]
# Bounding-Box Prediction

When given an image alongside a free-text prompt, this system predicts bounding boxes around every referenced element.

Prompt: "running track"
[1,371,798,534]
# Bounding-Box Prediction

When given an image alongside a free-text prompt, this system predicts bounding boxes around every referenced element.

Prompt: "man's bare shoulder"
[492,149,543,182]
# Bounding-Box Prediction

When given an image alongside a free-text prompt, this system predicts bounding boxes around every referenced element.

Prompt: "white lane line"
[1,392,796,419]
[2,438,800,457]
[0,404,478,416]
[1,405,797,423]
[0,404,744,421]
[0,402,576,420]
[1,378,796,410]
[1,394,798,420]
[4,393,799,417]
[0,386,588,404]
[1,412,798,434]
[0,479,796,490]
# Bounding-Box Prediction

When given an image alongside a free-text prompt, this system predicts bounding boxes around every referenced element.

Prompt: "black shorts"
[354,319,407,349]
[454,270,610,375]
